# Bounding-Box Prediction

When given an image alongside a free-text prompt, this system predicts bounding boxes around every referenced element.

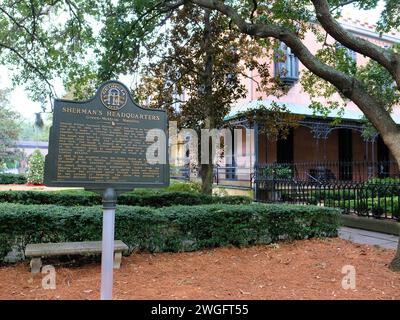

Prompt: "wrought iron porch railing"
[254,179,400,221]
[254,161,400,221]
[256,161,399,183]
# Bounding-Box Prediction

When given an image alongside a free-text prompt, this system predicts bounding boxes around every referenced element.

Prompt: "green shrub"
[0,203,340,261]
[311,185,400,202]
[0,173,27,185]
[0,190,251,207]
[313,189,357,201]
[166,181,202,193]
[134,181,201,194]
[335,197,400,218]
[27,150,44,185]
[260,165,292,180]
[366,177,400,185]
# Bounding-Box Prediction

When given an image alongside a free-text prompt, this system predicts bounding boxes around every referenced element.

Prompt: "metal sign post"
[44,80,169,300]
[100,188,117,300]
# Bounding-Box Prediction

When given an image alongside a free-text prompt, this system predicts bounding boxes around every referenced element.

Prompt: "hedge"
[0,173,27,185]
[0,190,251,207]
[332,197,400,218]
[0,203,340,261]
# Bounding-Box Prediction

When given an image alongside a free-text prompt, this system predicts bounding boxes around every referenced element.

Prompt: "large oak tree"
[187,0,400,270]
[134,5,291,194]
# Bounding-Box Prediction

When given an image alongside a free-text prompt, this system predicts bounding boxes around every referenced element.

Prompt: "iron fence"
[256,161,399,183]
[254,161,400,221]
[171,161,400,221]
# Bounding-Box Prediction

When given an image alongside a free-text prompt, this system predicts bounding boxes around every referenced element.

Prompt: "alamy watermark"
[146,121,255,166]
[341,265,356,290]
[41,265,56,290]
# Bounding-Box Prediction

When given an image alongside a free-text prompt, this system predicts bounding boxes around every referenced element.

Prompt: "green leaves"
[0,0,99,106]
[0,202,340,261]
[26,149,44,185]
[357,57,400,112]
[376,0,400,32]
[0,190,251,207]
[0,89,21,166]
[0,173,26,184]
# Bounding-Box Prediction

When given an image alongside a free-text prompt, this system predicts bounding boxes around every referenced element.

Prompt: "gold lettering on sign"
[105,111,160,121]
[56,122,161,183]
[62,107,103,116]
[62,106,160,121]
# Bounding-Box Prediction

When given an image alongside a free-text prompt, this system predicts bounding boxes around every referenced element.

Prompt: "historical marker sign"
[44,80,169,191]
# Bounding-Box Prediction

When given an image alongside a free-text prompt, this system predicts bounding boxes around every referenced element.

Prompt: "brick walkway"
[339,227,399,250]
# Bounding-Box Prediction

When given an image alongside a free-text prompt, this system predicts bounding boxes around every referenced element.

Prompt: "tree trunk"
[390,239,400,271]
[199,8,215,195]
[390,155,400,271]
[385,143,400,271]
[191,0,400,271]
[200,163,214,195]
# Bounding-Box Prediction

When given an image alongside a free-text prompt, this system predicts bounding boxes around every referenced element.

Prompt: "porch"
[218,116,400,221]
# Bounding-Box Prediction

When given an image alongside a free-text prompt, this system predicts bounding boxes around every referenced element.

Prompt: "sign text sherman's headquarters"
[44,80,169,191]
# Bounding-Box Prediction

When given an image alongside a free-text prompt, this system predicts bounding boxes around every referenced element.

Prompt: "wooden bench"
[25,240,129,273]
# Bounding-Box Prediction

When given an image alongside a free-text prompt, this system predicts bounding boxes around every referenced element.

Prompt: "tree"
[0,88,21,167]
[1,0,400,268]
[134,5,277,193]
[184,0,400,270]
[27,149,44,185]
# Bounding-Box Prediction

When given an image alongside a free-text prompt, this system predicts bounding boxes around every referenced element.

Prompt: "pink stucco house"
[215,16,400,190]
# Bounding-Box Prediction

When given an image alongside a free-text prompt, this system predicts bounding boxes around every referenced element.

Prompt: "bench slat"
[25,240,129,257]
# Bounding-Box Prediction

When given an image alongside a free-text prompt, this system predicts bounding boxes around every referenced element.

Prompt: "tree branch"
[311,0,400,88]
[0,42,56,98]
[330,0,361,12]
[189,0,400,154]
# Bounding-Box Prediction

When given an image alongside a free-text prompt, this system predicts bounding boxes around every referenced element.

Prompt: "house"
[213,15,400,194]
[9,140,48,174]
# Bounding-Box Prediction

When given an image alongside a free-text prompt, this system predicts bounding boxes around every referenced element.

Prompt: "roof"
[225,99,400,124]
[338,14,400,43]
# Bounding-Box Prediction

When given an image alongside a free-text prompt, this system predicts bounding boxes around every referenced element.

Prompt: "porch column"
[364,136,373,179]
[230,128,236,179]
[254,121,259,201]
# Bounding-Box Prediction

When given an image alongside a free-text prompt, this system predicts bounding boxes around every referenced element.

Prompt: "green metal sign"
[44,80,169,191]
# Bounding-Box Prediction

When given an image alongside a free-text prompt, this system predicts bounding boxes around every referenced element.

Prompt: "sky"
[0,65,54,121]
[0,2,386,121]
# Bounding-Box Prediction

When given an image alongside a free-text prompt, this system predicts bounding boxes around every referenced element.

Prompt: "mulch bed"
[0,238,399,300]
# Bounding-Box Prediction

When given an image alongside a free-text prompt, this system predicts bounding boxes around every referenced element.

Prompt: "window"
[335,43,357,62]
[277,128,294,163]
[377,135,390,178]
[338,129,353,181]
[274,43,299,85]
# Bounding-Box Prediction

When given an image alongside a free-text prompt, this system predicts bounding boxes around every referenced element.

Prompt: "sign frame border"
[44,80,170,191]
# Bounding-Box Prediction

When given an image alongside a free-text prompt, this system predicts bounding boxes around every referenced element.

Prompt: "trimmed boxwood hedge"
[0,173,27,185]
[0,190,251,207]
[0,203,340,261]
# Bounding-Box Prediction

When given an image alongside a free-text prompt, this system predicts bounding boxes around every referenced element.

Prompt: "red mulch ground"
[0,238,399,300]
